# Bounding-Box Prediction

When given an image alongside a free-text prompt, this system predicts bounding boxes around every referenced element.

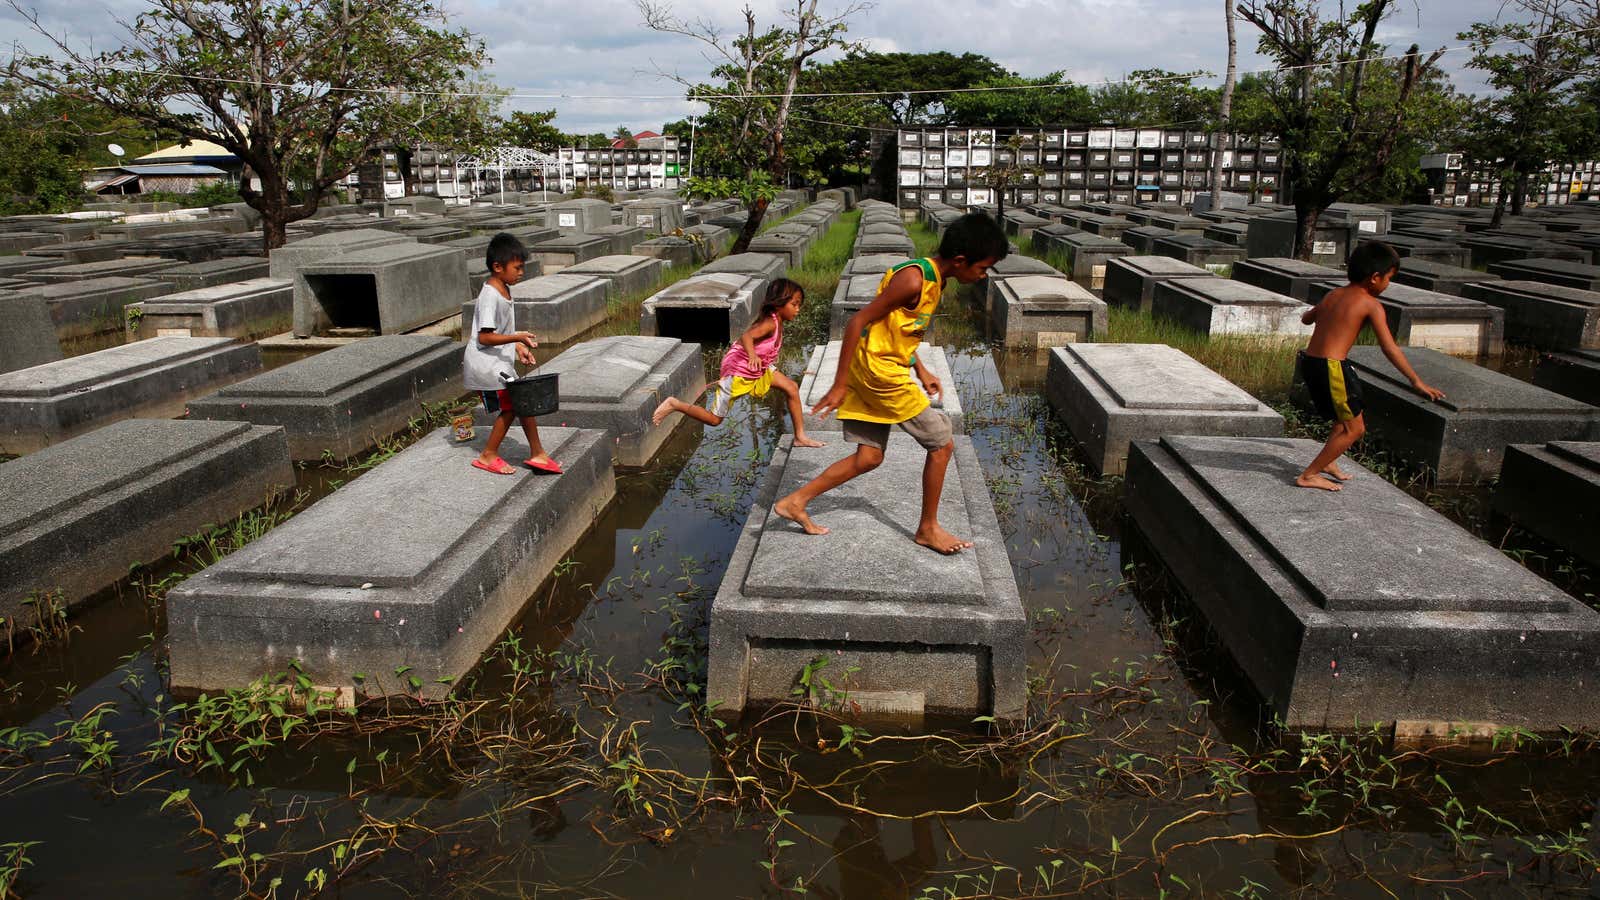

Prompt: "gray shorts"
[841,406,953,452]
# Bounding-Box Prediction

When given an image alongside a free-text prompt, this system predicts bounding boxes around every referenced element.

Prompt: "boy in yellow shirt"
[775,213,1009,554]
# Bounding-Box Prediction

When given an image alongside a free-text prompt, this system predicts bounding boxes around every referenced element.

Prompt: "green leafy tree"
[6,0,496,250]
[807,51,1009,124]
[943,73,1097,127]
[1235,0,1446,260]
[613,126,639,148]
[500,109,567,152]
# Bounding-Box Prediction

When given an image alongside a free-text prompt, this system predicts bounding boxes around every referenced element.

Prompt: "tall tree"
[807,51,1009,124]
[942,73,1098,126]
[1236,0,1445,260]
[638,0,869,253]
[500,109,567,152]
[6,0,495,251]
[1209,0,1239,211]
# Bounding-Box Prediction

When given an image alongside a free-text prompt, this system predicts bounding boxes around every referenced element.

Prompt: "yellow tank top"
[836,258,942,423]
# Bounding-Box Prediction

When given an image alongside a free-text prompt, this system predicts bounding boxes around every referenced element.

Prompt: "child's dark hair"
[1347,241,1400,284]
[485,232,529,273]
[938,212,1009,263]
[758,277,804,317]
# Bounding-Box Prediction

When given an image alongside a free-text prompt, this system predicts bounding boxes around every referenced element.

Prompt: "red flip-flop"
[472,457,516,475]
[525,457,563,475]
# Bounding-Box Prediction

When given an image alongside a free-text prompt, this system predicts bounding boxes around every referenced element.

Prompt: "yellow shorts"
[709,367,774,417]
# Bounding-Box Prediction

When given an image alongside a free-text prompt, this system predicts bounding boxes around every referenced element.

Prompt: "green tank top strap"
[889,258,938,282]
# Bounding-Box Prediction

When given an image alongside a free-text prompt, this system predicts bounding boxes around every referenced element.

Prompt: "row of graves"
[0,186,830,702]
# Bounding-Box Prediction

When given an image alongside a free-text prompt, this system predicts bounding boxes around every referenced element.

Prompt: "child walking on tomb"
[774,212,1009,554]
[463,233,561,476]
[652,278,826,448]
[1294,240,1444,491]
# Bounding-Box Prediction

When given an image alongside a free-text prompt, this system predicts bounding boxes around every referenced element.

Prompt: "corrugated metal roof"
[92,174,139,189]
[132,140,236,163]
[121,164,229,176]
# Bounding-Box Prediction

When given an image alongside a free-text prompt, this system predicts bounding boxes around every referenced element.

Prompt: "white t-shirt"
[463,283,518,391]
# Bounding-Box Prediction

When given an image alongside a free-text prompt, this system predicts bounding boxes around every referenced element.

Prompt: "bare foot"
[1322,463,1353,482]
[651,398,677,426]
[773,494,829,535]
[1295,474,1342,492]
[792,433,825,448]
[914,522,973,555]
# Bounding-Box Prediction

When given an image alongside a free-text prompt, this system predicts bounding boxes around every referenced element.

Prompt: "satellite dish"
[108,143,125,157]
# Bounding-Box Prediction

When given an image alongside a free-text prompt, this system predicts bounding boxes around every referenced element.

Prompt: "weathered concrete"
[549,199,614,234]
[1461,234,1589,269]
[853,232,916,257]
[828,273,886,339]
[1103,256,1215,312]
[1152,277,1313,338]
[1393,259,1501,297]
[0,336,263,454]
[1494,441,1600,567]
[529,233,612,274]
[1364,234,1471,268]
[841,254,911,278]
[159,257,272,292]
[1047,344,1283,475]
[707,433,1026,724]
[13,276,175,344]
[266,228,408,280]
[1202,221,1249,246]
[1246,210,1357,268]
[534,336,706,467]
[0,289,63,374]
[1334,345,1600,481]
[639,272,761,345]
[460,274,609,345]
[683,224,733,259]
[0,418,292,619]
[1050,232,1133,292]
[697,252,788,310]
[384,196,446,217]
[1231,258,1344,303]
[623,199,686,236]
[1534,348,1600,405]
[633,236,696,268]
[187,335,463,461]
[562,254,668,300]
[129,278,294,340]
[747,230,810,268]
[294,242,466,337]
[167,425,616,698]
[0,256,57,279]
[1122,225,1178,254]
[21,257,182,285]
[1462,280,1600,350]
[588,224,645,256]
[21,239,128,265]
[797,341,961,435]
[1062,211,1132,241]
[1305,279,1506,357]
[1152,234,1246,274]
[1486,258,1600,292]
[990,275,1107,348]
[1124,434,1600,732]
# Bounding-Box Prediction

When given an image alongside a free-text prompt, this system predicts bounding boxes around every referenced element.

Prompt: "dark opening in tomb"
[654,307,731,346]
[304,274,381,334]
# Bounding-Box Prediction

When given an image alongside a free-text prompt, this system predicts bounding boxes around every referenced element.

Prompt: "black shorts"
[1298,352,1364,422]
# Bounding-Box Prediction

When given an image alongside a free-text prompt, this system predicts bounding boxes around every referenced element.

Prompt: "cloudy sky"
[3,0,1519,135]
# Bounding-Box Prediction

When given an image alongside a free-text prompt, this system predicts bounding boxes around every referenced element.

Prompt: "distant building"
[612,130,661,149]
[88,139,242,195]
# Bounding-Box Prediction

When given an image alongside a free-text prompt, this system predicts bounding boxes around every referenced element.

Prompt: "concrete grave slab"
[563,254,668,300]
[1246,211,1354,268]
[0,233,61,254]
[640,272,761,345]
[1062,211,1132,240]
[19,276,174,345]
[1494,441,1600,568]
[384,196,446,217]
[1153,234,1247,274]
[20,257,181,285]
[707,433,1026,724]
[1534,349,1600,405]
[1461,234,1589,268]
[294,242,466,337]
[0,418,292,619]
[1202,222,1249,246]
[990,275,1107,348]
[20,239,128,265]
[1152,277,1313,338]
[1306,279,1506,357]
[841,254,911,278]
[1393,259,1501,296]
[1047,343,1283,474]
[1487,258,1600,292]
[1462,280,1600,350]
[623,199,686,235]
[535,336,706,466]
[634,236,696,268]
[1103,256,1215,312]
[852,233,916,257]
[188,335,462,460]
[460,274,609,345]
[588,224,644,255]
[747,230,810,268]
[167,425,615,698]
[0,336,262,454]
[0,289,62,374]
[1364,234,1470,268]
[1333,345,1600,481]
[1051,232,1132,292]
[697,252,788,310]
[267,228,409,280]
[1030,222,1080,256]
[160,257,272,292]
[549,198,613,234]
[1121,225,1178,254]
[0,256,57,279]
[529,233,611,274]
[1124,435,1600,732]
[683,224,733,259]
[1231,258,1345,303]
[129,278,293,340]
[797,341,961,434]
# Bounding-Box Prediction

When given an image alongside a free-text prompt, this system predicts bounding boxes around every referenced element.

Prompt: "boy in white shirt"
[463,233,561,475]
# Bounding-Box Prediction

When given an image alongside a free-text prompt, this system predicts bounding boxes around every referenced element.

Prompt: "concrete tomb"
[12,276,175,344]
[1363,234,1470,268]
[0,289,63,374]
[1333,345,1600,481]
[1124,434,1600,732]
[536,336,707,466]
[1030,222,1079,256]
[1121,225,1178,255]
[696,252,788,310]
[1534,349,1600,405]
[128,278,294,340]
[1151,278,1313,338]
[639,272,760,345]
[588,224,645,256]
[0,418,293,619]
[293,242,467,337]
[623,199,686,236]
[853,232,916,257]
[267,228,409,280]
[1051,232,1133,292]
[1486,258,1600,292]
[187,335,463,461]
[842,254,910,278]
[1461,280,1600,350]
[562,254,668,300]
[1103,256,1215,312]
[989,275,1108,348]
[1202,222,1249,246]
[1246,210,1360,269]
[384,195,446,217]
[828,273,886,339]
[549,199,614,234]
[1307,279,1506,357]
[0,336,263,454]
[1393,259,1501,297]
[1062,211,1132,240]
[160,257,273,292]
[460,273,609,345]
[529,233,612,274]
[797,341,961,435]
[747,230,811,268]
[21,239,128,265]
[0,256,60,279]
[1493,441,1600,568]
[707,433,1026,724]
[1231,258,1345,303]
[1152,234,1246,273]
[683,224,733,259]
[1461,234,1589,269]
[166,424,615,699]
[1046,343,1283,475]
[634,236,696,268]
[20,257,181,285]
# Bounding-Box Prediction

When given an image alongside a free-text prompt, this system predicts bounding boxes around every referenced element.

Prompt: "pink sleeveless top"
[719,313,783,378]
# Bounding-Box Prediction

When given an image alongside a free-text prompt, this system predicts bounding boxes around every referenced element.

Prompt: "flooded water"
[2,272,1597,898]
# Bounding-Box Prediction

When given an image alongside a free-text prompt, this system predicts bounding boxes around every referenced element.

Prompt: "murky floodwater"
[2,275,1597,898]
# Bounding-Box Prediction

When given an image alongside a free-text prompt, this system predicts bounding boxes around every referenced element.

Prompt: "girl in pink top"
[652,278,825,447]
